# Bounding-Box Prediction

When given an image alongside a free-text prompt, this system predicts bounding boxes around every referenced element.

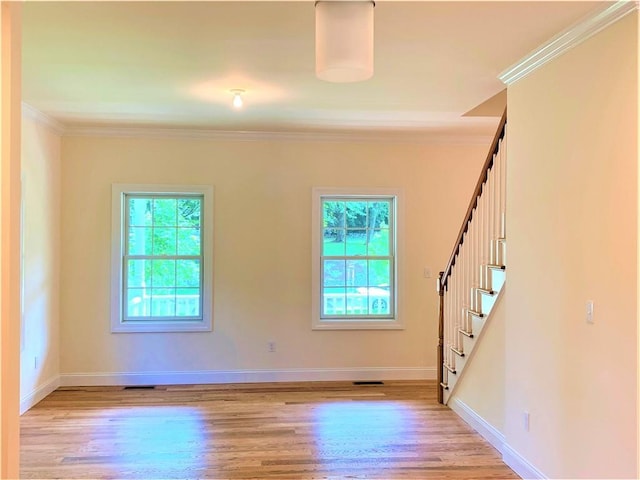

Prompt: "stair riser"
[497,239,506,265]
[462,334,474,357]
[480,292,497,315]
[490,268,506,292]
[471,313,484,335]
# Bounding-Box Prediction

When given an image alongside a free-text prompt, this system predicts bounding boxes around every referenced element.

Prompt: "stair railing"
[437,109,507,404]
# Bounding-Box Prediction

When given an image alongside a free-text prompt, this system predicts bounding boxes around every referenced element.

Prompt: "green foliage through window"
[124,195,203,320]
[320,197,394,318]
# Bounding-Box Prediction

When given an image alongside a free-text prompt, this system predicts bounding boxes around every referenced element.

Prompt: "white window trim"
[311,187,404,330]
[111,184,214,333]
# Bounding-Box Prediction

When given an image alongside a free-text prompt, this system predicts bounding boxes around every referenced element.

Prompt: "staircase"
[437,110,507,404]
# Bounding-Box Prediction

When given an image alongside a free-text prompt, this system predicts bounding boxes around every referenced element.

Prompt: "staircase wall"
[505,12,637,479]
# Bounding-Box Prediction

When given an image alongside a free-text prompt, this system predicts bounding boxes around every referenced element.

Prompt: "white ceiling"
[22,1,605,139]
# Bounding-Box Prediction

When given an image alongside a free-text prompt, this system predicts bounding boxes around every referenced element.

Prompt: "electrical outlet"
[268,341,276,353]
[423,267,432,278]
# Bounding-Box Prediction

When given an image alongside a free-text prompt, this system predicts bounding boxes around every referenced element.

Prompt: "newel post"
[437,271,445,404]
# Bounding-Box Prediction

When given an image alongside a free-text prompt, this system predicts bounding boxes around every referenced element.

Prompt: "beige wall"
[60,135,485,379]
[506,13,637,479]
[20,110,61,410]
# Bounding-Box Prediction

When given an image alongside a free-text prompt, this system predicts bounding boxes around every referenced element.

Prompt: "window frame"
[111,184,214,333]
[311,187,403,330]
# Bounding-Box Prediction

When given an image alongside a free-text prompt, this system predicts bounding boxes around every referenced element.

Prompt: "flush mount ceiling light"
[315,1,374,83]
[230,89,245,109]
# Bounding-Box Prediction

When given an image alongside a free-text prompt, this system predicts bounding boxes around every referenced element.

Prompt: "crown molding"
[499,0,638,85]
[21,102,66,135]
[21,104,493,145]
[63,125,493,145]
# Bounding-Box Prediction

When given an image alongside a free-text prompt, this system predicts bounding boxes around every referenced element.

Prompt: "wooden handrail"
[439,108,507,292]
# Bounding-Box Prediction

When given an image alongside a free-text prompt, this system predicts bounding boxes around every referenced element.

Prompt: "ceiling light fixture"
[315,1,374,83]
[231,89,245,109]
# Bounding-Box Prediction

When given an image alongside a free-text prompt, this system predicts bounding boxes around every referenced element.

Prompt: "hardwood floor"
[20,381,518,479]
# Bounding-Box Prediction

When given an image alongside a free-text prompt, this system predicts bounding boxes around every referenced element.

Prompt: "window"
[111,184,213,333]
[312,188,402,330]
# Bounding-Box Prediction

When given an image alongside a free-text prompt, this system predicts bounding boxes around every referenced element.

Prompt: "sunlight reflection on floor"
[312,401,413,464]
[87,406,208,476]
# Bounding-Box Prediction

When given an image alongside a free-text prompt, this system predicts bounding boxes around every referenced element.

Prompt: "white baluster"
[492,161,498,262]
[483,179,490,286]
[457,260,462,349]
[444,284,448,370]
[450,271,456,362]
[465,235,471,331]
[491,151,502,265]
[471,209,478,312]
[469,220,475,321]
[446,281,452,367]
[500,140,505,253]
[463,236,469,333]
[453,266,459,352]
[459,255,464,341]
[487,166,494,267]
[478,187,485,290]
[456,256,465,350]
[448,270,453,364]
[444,283,449,370]
[503,131,508,239]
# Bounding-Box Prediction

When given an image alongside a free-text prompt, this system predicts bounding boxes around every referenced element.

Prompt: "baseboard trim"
[448,397,548,479]
[60,367,436,387]
[502,443,548,480]
[20,376,61,414]
[448,397,506,454]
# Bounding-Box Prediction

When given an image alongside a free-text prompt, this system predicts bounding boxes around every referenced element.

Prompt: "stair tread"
[468,309,484,318]
[477,287,496,296]
[451,346,465,357]
[459,328,474,338]
[487,264,506,270]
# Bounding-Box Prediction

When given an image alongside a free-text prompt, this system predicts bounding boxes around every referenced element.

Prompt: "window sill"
[111,320,212,333]
[312,319,404,331]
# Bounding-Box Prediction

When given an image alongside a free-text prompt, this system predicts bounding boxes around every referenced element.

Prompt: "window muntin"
[311,188,402,331]
[111,184,213,333]
[123,195,203,321]
[319,196,396,322]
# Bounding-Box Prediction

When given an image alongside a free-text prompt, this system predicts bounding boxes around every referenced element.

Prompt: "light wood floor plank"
[21,380,518,479]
